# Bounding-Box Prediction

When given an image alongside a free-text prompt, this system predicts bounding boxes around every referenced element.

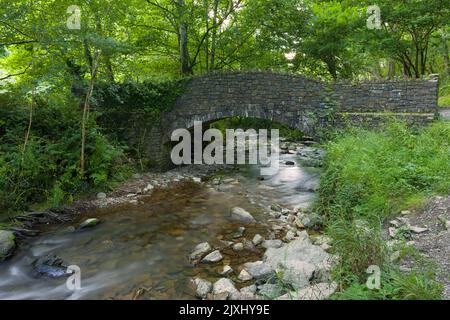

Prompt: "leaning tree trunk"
[80,53,100,177]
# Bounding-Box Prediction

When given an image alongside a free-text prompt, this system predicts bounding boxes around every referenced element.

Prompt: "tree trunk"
[204,0,209,71]
[388,60,396,79]
[22,87,35,165]
[443,32,449,77]
[177,0,191,75]
[80,53,100,177]
[210,0,219,70]
[105,55,115,83]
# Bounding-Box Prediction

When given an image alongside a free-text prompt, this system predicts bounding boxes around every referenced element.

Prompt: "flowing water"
[0,151,320,300]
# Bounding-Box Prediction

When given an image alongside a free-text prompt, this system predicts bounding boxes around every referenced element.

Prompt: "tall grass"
[316,121,449,299]
[317,121,450,222]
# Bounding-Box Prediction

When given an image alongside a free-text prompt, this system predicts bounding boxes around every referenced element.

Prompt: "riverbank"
[317,121,450,300]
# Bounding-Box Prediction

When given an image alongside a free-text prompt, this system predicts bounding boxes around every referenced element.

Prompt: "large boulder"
[258,283,286,299]
[263,238,331,290]
[262,239,283,249]
[0,230,15,261]
[243,261,275,280]
[212,278,239,297]
[277,282,338,300]
[230,207,256,223]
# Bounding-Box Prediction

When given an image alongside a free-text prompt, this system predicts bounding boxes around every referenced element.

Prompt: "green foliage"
[333,269,443,300]
[0,90,131,217]
[328,219,386,277]
[94,79,188,167]
[316,121,450,222]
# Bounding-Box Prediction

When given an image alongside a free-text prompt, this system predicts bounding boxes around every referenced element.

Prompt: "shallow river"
[0,151,320,299]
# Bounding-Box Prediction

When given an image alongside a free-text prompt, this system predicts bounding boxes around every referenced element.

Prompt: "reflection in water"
[0,152,319,299]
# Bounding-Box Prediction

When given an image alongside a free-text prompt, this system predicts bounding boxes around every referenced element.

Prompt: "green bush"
[94,79,188,167]
[0,90,131,218]
[317,121,450,222]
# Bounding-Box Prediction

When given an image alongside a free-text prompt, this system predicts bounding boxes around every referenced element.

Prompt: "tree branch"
[0,40,36,46]
[0,64,31,81]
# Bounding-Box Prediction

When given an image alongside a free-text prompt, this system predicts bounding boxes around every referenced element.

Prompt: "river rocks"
[143,184,154,193]
[238,269,253,281]
[0,230,15,261]
[96,192,107,199]
[192,278,212,299]
[238,285,258,300]
[201,250,223,263]
[388,218,429,239]
[229,226,246,239]
[297,147,326,160]
[220,265,233,276]
[263,238,331,290]
[262,239,283,249]
[296,230,309,242]
[189,242,212,262]
[209,292,229,300]
[212,278,238,297]
[285,161,295,166]
[79,218,100,229]
[192,177,202,183]
[277,282,337,300]
[242,239,256,251]
[258,283,286,299]
[232,243,244,252]
[240,284,257,295]
[252,234,264,246]
[219,240,234,249]
[296,212,322,230]
[132,173,142,179]
[243,261,274,280]
[390,220,401,228]
[313,235,332,246]
[230,207,256,223]
[32,255,70,278]
[284,230,296,241]
[409,226,428,234]
[270,204,282,212]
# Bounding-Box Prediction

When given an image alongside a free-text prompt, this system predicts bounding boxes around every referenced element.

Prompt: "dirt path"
[403,196,450,299]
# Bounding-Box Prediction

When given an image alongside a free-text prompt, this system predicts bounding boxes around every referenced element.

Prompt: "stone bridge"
[146,72,439,167]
